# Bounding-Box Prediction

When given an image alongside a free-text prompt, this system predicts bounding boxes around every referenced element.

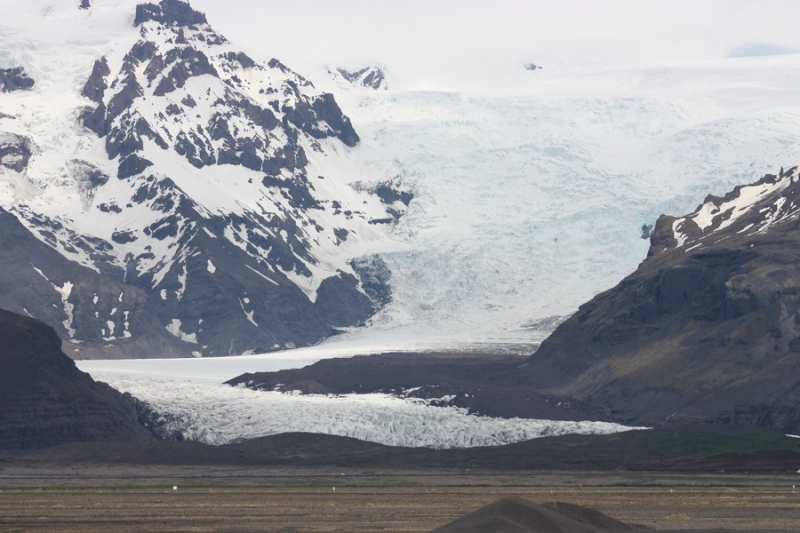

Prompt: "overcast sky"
[188,0,800,86]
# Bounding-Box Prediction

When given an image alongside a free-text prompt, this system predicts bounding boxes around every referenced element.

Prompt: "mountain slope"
[0,0,408,357]
[0,206,192,359]
[0,308,153,449]
[522,167,800,433]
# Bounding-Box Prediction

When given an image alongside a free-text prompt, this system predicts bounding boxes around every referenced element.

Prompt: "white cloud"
[191,0,800,88]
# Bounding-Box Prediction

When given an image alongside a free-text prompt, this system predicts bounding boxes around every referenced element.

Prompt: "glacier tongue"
[313,57,800,349]
[86,366,642,448]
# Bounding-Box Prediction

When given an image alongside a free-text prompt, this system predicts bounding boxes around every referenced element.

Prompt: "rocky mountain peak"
[82,4,359,178]
[331,66,387,90]
[134,0,208,27]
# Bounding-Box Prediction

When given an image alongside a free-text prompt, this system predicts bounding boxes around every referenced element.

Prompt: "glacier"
[313,56,800,349]
[79,355,644,448]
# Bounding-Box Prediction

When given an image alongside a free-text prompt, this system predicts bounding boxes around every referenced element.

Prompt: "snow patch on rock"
[165,318,197,344]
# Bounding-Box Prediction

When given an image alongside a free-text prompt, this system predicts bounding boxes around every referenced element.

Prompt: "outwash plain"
[1,468,799,532]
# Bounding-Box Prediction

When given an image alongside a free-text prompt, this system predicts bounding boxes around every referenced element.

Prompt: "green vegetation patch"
[645,430,800,457]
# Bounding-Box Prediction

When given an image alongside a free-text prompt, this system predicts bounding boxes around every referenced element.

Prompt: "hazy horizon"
[189,0,800,88]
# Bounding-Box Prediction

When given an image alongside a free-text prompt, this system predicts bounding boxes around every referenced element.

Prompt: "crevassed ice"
[92,370,644,449]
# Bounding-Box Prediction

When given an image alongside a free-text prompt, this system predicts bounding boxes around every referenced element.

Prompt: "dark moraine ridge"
[226,352,600,421]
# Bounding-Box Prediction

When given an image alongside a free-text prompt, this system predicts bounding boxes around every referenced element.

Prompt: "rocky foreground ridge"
[0,308,152,450]
[0,0,410,358]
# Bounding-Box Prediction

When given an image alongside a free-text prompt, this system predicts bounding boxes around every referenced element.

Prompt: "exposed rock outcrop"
[332,66,387,90]
[0,133,31,172]
[0,67,34,92]
[134,0,207,27]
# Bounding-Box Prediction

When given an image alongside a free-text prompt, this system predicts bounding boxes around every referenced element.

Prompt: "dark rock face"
[369,180,414,221]
[314,272,374,328]
[81,57,110,103]
[311,94,359,146]
[0,308,153,450]
[350,255,393,308]
[0,207,199,359]
[79,0,91,9]
[153,48,218,96]
[0,67,34,92]
[374,183,414,206]
[134,0,207,27]
[522,168,800,433]
[117,153,153,179]
[336,66,387,90]
[0,134,31,172]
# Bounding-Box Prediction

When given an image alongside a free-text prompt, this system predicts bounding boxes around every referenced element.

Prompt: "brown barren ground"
[1,468,798,532]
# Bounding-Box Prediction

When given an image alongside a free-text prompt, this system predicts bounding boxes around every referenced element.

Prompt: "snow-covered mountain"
[0,0,409,357]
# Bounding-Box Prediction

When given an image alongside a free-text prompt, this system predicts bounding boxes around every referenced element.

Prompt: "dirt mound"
[432,496,643,532]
